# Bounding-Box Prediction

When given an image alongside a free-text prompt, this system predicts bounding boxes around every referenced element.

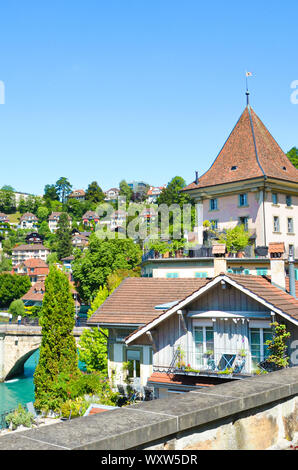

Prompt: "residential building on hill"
[19,212,38,230]
[182,102,298,258]
[48,212,72,232]
[0,213,9,224]
[146,186,166,204]
[104,188,120,201]
[12,244,50,266]
[68,189,86,201]
[82,211,99,227]
[12,258,49,284]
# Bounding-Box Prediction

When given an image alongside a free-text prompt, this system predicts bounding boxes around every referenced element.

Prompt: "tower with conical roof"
[183,100,298,255]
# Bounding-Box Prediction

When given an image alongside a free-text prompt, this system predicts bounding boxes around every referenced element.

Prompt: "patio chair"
[218,354,236,371]
[233,357,246,374]
[26,402,42,426]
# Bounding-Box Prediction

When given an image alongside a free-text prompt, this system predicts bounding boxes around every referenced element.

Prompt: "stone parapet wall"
[0,367,297,450]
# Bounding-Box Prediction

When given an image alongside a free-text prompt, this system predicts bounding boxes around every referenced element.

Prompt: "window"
[194,326,214,368]
[195,272,208,278]
[210,219,218,230]
[250,328,272,370]
[239,216,248,231]
[287,218,294,233]
[238,193,247,207]
[256,268,268,276]
[273,216,280,233]
[231,166,238,170]
[272,193,278,205]
[289,245,295,257]
[286,195,292,207]
[166,273,179,278]
[126,349,141,378]
[209,198,218,211]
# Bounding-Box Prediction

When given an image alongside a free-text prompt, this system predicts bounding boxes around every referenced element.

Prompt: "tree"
[34,266,80,412]
[0,254,12,273]
[287,147,298,169]
[78,328,108,374]
[9,299,25,317]
[218,224,251,254]
[106,268,140,293]
[119,180,133,201]
[0,189,17,214]
[157,176,191,207]
[85,181,105,204]
[44,184,59,202]
[265,322,291,369]
[0,274,31,308]
[56,212,72,260]
[37,206,49,222]
[55,177,72,204]
[72,235,142,302]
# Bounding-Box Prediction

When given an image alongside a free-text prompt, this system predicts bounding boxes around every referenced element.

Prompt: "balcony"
[153,347,279,379]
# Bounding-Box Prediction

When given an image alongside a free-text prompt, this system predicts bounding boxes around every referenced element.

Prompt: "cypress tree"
[56,212,72,260]
[34,266,80,412]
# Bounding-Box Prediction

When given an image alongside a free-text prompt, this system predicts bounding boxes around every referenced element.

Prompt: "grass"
[8,212,21,224]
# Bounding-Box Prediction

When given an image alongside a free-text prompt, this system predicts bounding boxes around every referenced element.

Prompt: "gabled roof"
[125,274,298,345]
[88,278,209,326]
[183,105,298,191]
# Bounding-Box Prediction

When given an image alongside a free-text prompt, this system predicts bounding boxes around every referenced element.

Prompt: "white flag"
[246,72,252,77]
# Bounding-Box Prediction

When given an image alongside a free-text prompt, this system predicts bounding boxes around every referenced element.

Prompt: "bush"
[8,299,25,317]
[5,404,35,430]
[60,397,89,419]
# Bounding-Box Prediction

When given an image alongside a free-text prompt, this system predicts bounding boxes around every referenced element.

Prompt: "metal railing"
[153,347,275,377]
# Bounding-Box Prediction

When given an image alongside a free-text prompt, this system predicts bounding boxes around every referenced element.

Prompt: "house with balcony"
[104,188,120,202]
[68,189,86,201]
[19,213,38,230]
[146,186,166,204]
[48,212,72,232]
[12,244,50,266]
[181,100,298,259]
[82,211,100,227]
[88,256,298,398]
[12,258,49,284]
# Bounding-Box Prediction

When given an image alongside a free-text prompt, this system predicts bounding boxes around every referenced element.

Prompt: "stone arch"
[5,346,40,381]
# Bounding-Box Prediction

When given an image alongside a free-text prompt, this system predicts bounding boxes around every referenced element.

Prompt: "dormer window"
[282,166,287,171]
[231,166,238,170]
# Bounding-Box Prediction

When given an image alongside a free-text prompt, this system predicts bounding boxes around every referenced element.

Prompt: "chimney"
[288,251,296,298]
[195,171,199,185]
[268,243,286,291]
[212,244,227,276]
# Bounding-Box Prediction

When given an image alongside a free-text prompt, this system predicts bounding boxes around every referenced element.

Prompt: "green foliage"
[37,206,49,222]
[0,254,12,273]
[157,176,191,207]
[218,224,250,253]
[0,188,17,214]
[9,299,25,317]
[265,322,291,369]
[119,180,133,201]
[44,184,59,202]
[87,285,109,318]
[287,147,298,169]
[0,273,31,308]
[85,181,105,204]
[72,235,142,302]
[55,177,72,203]
[56,212,72,260]
[34,266,80,412]
[5,404,35,430]
[78,328,108,374]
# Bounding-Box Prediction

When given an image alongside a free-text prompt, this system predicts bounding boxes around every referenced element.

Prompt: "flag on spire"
[246,71,252,77]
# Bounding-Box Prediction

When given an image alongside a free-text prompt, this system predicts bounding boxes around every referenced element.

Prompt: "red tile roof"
[12,244,49,252]
[183,105,298,191]
[268,242,285,254]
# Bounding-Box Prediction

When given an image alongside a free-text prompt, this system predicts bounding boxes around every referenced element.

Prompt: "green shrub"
[8,299,25,317]
[5,404,35,430]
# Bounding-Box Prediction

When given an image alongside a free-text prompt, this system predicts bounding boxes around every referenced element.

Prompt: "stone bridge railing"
[0,325,88,381]
[0,367,297,450]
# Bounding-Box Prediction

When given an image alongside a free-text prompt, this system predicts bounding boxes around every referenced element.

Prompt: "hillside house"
[19,213,38,230]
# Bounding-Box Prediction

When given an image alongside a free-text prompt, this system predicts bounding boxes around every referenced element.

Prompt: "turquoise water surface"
[0,350,38,416]
[0,350,86,418]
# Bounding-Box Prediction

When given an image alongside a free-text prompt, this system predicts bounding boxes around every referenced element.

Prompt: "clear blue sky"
[0,0,298,195]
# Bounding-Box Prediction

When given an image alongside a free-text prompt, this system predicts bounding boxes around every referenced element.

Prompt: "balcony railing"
[153,347,278,378]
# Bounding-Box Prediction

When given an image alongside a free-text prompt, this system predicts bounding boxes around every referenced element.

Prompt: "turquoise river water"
[0,350,38,416]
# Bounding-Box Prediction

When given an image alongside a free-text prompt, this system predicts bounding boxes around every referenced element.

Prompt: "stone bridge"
[0,325,88,382]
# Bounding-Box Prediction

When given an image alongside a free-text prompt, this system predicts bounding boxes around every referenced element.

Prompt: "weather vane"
[245,71,253,106]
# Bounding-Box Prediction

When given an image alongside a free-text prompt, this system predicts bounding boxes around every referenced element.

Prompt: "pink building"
[183,101,298,257]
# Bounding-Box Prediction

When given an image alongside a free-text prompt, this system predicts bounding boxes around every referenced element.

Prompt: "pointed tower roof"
[184,105,298,191]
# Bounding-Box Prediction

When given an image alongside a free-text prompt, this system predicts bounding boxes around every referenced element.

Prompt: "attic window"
[231,166,238,170]
[282,166,287,171]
